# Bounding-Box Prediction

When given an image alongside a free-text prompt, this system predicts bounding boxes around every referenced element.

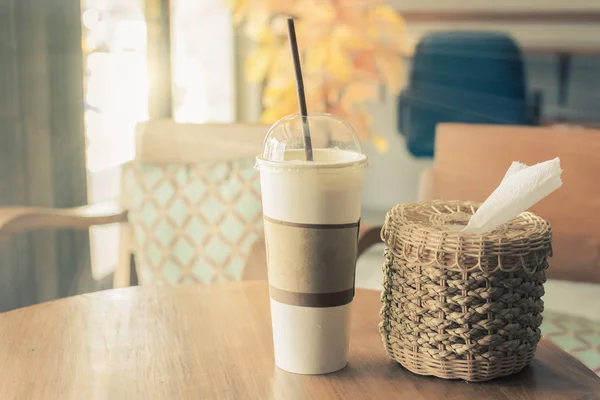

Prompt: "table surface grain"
[0,281,598,400]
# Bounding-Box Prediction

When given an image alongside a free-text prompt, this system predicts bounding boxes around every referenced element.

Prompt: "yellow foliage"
[341,82,378,110]
[228,0,249,25]
[232,0,406,149]
[245,46,275,83]
[262,82,295,108]
[372,135,390,153]
[260,100,297,124]
[368,6,406,29]
[304,41,328,73]
[335,26,371,51]
[327,38,352,81]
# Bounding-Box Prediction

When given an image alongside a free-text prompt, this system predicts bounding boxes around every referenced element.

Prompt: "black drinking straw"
[286,18,313,161]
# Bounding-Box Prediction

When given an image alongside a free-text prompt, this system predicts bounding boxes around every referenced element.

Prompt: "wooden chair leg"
[242,236,268,281]
[114,223,133,288]
[129,253,139,286]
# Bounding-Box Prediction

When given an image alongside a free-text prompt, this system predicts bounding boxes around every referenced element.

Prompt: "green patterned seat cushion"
[122,158,263,285]
[542,310,600,376]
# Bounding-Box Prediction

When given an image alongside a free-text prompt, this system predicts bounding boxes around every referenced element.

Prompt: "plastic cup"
[255,113,367,374]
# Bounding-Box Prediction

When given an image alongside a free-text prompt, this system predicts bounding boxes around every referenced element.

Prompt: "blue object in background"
[399,31,541,157]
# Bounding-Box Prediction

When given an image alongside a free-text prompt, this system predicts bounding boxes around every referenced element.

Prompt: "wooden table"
[0,282,598,399]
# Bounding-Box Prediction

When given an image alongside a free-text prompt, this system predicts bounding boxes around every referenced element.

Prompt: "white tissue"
[461,157,562,234]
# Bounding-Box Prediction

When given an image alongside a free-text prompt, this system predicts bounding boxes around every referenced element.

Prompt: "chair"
[119,120,269,285]
[0,120,378,290]
[416,123,600,375]
[399,31,540,158]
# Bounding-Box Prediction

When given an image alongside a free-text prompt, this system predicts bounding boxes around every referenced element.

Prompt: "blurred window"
[83,0,234,279]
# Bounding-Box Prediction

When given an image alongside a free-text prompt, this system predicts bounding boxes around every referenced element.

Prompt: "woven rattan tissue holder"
[379,200,553,382]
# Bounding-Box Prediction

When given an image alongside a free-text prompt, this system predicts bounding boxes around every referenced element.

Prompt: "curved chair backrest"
[426,123,600,284]
[122,120,269,285]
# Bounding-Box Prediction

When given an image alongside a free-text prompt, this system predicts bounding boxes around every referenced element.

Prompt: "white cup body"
[257,149,366,374]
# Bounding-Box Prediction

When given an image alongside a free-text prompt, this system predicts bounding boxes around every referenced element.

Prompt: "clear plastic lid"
[256,112,367,168]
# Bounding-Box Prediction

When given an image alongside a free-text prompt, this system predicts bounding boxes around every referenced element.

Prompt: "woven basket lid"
[381,200,552,274]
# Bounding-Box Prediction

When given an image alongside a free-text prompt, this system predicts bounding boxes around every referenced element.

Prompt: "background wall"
[357,1,600,217]
[235,1,600,217]
[392,0,600,11]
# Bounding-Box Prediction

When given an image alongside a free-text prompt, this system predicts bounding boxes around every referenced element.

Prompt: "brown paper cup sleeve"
[264,216,359,307]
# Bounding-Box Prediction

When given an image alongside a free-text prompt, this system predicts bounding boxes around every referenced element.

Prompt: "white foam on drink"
[281,148,366,164]
[257,148,366,225]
